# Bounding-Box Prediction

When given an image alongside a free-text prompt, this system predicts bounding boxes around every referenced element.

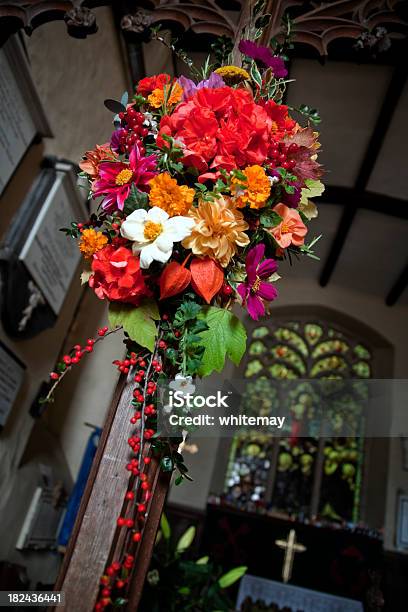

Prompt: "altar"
[237,575,363,612]
[201,503,383,605]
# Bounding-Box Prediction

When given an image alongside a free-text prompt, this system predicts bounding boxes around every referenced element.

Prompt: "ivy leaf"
[176,526,196,553]
[197,307,247,376]
[174,301,202,327]
[260,210,283,228]
[108,298,159,352]
[218,566,247,589]
[250,61,263,88]
[161,456,174,472]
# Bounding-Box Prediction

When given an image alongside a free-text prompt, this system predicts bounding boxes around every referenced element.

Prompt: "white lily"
[121,206,194,269]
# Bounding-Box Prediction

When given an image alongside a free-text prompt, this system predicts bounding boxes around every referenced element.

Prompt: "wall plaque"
[19,165,86,315]
[0,161,88,337]
[0,36,51,195]
[0,340,25,428]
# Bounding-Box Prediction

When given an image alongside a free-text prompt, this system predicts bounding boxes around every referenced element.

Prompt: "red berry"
[125,518,134,528]
[141,482,149,491]
[50,372,59,380]
[126,491,134,500]
[117,517,126,527]
[116,580,125,589]
[106,567,115,576]
[138,504,146,513]
[63,355,72,365]
[71,356,80,364]
[133,532,142,542]
[101,588,110,597]
[288,143,299,154]
[143,457,151,465]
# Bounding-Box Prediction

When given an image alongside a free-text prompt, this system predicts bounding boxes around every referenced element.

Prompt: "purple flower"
[269,169,301,208]
[110,128,127,154]
[178,72,225,101]
[237,244,278,320]
[238,40,288,77]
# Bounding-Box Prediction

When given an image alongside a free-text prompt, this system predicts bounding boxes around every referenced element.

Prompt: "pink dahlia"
[92,144,157,212]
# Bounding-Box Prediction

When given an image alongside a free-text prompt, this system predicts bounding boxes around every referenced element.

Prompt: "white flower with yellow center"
[121,206,194,269]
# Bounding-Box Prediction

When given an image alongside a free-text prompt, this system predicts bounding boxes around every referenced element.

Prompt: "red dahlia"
[89,245,151,305]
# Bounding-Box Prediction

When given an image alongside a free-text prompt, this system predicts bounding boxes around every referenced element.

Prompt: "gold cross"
[275,529,306,583]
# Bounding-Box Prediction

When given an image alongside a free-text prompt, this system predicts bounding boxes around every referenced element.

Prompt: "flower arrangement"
[51,11,324,609]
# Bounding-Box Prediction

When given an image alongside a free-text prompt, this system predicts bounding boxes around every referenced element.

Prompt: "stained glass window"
[223,318,372,524]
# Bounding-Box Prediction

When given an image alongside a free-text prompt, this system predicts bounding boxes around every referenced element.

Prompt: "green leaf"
[176,526,196,553]
[218,566,247,589]
[196,556,209,565]
[160,513,171,540]
[108,299,159,351]
[260,210,283,228]
[178,587,190,595]
[197,307,247,376]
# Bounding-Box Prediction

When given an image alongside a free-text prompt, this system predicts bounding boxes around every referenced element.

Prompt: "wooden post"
[54,375,171,611]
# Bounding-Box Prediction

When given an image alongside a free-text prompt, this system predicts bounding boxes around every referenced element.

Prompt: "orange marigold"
[182,195,249,267]
[231,165,271,209]
[148,173,195,216]
[79,228,108,259]
[148,82,183,109]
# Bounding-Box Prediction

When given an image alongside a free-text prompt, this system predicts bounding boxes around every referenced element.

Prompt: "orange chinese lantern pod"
[159,261,191,299]
[190,257,224,304]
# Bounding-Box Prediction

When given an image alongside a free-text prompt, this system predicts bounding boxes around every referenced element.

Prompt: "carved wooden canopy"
[1,1,407,55]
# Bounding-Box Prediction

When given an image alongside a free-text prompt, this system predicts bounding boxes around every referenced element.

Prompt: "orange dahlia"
[182,195,249,267]
[148,173,195,216]
[79,228,108,259]
[231,165,271,209]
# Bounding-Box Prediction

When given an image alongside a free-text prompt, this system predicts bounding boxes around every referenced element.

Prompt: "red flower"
[262,99,296,140]
[157,86,272,178]
[137,74,171,97]
[89,245,151,305]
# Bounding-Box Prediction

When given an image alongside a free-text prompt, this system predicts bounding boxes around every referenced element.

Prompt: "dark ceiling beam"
[319,58,408,288]
[386,263,408,306]
[318,186,408,219]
